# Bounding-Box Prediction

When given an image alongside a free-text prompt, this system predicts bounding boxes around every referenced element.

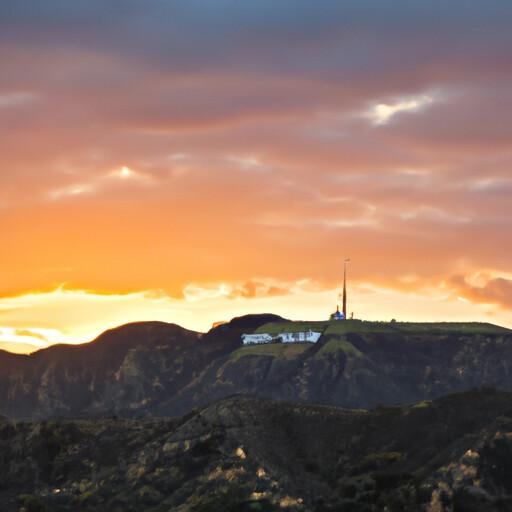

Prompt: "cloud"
[399,206,471,225]
[0,91,37,107]
[0,0,511,334]
[14,328,48,341]
[227,280,290,299]
[469,177,512,194]
[48,165,152,201]
[225,155,270,172]
[104,165,152,183]
[182,279,294,302]
[366,94,434,125]
[0,91,36,108]
[48,183,96,200]
[0,326,59,348]
[448,273,512,310]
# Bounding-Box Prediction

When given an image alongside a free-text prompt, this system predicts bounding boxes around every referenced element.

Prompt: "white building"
[241,331,322,345]
[241,333,274,345]
[278,331,322,343]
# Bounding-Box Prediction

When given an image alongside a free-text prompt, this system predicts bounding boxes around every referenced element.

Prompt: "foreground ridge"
[1,389,512,511]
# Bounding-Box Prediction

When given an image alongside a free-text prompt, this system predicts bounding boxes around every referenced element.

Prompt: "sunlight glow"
[0,279,509,353]
[120,166,133,178]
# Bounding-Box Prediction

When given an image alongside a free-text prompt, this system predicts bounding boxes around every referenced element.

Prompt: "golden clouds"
[0,1,511,346]
[0,277,509,353]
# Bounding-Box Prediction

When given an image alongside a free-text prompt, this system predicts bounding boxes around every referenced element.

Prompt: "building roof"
[330,305,345,321]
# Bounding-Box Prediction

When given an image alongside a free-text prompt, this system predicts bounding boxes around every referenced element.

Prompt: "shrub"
[18,494,48,512]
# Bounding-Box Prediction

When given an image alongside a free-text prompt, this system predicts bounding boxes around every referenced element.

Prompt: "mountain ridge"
[3,316,509,357]
[1,315,512,420]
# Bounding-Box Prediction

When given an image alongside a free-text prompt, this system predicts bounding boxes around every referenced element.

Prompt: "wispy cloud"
[469,177,512,193]
[49,183,96,200]
[48,165,151,200]
[447,272,512,310]
[0,92,36,108]
[225,155,270,172]
[399,206,471,225]
[104,165,152,183]
[183,279,296,301]
[366,94,434,126]
[1,1,511,334]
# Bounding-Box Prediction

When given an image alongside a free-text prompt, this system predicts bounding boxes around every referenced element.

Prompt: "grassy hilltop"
[226,319,511,361]
[254,319,510,336]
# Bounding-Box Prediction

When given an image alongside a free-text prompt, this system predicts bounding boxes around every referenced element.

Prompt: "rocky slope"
[2,390,512,511]
[0,315,281,419]
[155,320,512,416]
[0,316,511,419]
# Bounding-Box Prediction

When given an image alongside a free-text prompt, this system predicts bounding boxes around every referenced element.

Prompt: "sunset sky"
[1,1,512,352]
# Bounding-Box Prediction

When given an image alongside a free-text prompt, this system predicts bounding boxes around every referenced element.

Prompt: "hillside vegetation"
[255,319,509,336]
[1,390,512,511]
[0,315,511,420]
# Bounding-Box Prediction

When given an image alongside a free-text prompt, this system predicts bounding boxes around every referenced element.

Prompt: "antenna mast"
[343,258,350,319]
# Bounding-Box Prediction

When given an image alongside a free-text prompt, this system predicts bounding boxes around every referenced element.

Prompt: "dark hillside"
[1,390,512,511]
[0,315,283,419]
[1,317,512,421]
[0,322,204,418]
[154,321,512,416]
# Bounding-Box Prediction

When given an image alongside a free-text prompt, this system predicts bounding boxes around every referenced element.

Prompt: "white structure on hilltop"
[241,333,274,345]
[241,330,321,345]
[279,331,322,343]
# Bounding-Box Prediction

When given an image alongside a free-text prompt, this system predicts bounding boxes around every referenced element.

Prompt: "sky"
[1,1,512,352]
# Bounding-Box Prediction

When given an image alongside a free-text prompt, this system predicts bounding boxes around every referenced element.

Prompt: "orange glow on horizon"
[0,281,510,353]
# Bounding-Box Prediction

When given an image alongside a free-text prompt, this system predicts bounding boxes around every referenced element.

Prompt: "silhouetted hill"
[1,317,512,420]
[0,322,203,418]
[0,315,282,419]
[1,390,512,511]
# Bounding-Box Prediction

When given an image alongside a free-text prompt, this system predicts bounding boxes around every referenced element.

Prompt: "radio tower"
[342,258,350,319]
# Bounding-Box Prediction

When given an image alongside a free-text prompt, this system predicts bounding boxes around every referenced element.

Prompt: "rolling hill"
[0,315,511,420]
